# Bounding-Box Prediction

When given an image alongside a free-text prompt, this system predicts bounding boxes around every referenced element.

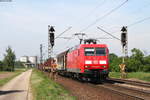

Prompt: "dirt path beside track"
[0,69,32,100]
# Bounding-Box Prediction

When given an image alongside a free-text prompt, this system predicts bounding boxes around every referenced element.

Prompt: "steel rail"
[88,83,145,100]
[108,78,150,88]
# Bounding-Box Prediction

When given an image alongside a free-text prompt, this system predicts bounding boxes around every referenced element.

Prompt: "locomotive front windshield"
[84,48,95,56]
[85,48,106,56]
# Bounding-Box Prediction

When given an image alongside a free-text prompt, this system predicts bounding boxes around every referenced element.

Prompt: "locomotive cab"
[79,44,109,81]
[84,47,108,69]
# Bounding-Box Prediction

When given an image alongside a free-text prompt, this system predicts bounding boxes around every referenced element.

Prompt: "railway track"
[94,78,150,100]
[43,71,150,100]
[95,83,150,100]
[57,74,148,100]
[92,84,145,100]
[84,77,150,100]
[108,78,150,88]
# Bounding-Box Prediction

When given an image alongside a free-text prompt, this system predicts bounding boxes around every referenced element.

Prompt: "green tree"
[0,61,3,71]
[3,46,16,71]
[126,48,144,72]
[126,58,141,72]
[109,53,118,63]
[143,55,150,72]
[109,53,121,72]
[131,48,144,61]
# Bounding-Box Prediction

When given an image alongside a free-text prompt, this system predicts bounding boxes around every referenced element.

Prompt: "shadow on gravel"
[0,90,24,95]
[89,79,126,85]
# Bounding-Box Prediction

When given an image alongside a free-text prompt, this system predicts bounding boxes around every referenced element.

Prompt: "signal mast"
[120,26,128,78]
[48,25,55,58]
[121,26,128,63]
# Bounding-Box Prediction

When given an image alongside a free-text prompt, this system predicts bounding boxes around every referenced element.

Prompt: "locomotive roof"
[57,44,108,57]
[80,44,108,47]
[69,44,108,51]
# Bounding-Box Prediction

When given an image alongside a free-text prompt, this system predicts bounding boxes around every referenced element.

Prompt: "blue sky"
[0,0,150,60]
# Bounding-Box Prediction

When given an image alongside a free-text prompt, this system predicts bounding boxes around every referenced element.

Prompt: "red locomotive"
[57,39,109,82]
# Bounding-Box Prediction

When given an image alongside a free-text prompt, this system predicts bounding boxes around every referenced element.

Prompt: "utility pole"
[40,44,43,64]
[48,25,51,59]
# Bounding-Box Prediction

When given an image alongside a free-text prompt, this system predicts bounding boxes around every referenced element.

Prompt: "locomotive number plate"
[93,60,98,64]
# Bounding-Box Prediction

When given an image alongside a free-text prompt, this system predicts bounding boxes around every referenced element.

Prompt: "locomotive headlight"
[85,60,92,64]
[99,60,107,64]
[102,66,106,68]
[85,66,90,68]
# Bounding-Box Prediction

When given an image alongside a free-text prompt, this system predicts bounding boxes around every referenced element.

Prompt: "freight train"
[38,58,54,72]
[56,40,109,82]
[39,39,109,82]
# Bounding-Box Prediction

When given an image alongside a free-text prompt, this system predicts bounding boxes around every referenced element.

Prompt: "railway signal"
[121,26,128,59]
[49,26,55,47]
[121,26,127,47]
[48,25,55,58]
[50,32,55,47]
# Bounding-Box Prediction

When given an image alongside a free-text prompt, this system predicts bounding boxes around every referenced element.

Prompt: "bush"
[143,65,150,72]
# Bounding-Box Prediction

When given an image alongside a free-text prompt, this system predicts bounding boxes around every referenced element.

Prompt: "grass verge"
[31,69,75,100]
[0,69,26,86]
[109,72,150,82]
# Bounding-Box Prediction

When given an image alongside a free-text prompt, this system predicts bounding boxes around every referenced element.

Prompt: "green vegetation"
[0,46,25,71]
[1,46,16,71]
[109,48,150,81]
[15,61,24,68]
[109,48,150,72]
[31,69,75,100]
[109,72,150,82]
[0,69,26,86]
[109,72,121,78]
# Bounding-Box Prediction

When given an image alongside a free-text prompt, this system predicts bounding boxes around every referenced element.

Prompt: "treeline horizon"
[109,48,150,72]
[1,47,150,72]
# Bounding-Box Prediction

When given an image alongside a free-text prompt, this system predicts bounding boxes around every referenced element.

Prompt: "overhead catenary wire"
[96,37,113,39]
[77,0,107,23]
[87,0,106,14]
[96,16,150,41]
[55,0,126,51]
[97,16,150,36]
[57,37,72,39]
[80,0,128,32]
[97,27,121,41]
[55,35,76,55]
[55,27,72,39]
[128,16,150,27]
